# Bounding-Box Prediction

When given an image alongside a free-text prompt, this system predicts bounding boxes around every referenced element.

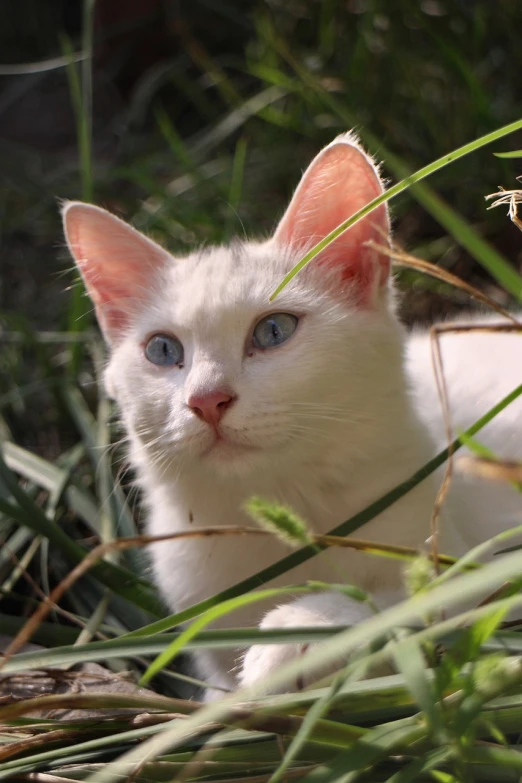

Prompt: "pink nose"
[187,390,236,426]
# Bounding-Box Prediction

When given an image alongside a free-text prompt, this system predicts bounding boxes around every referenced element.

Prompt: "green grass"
[2,0,522,780]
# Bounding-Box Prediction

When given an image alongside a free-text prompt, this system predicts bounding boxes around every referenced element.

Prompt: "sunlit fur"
[63,133,522,698]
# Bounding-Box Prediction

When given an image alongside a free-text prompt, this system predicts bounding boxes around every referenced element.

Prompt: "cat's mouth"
[201,433,259,459]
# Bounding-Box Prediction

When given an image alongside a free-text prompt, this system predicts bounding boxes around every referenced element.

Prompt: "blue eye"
[253,313,298,349]
[145,334,184,366]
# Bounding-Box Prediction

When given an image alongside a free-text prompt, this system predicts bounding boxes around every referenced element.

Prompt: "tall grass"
[62,0,96,374]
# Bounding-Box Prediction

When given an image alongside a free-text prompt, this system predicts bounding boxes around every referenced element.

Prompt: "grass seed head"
[245,496,313,548]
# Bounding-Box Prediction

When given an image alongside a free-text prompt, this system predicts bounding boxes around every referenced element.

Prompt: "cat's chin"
[202,436,260,460]
[194,434,271,476]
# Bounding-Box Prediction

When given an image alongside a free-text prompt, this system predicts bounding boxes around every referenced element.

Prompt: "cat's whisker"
[288,404,348,411]
[286,426,325,447]
[290,413,360,424]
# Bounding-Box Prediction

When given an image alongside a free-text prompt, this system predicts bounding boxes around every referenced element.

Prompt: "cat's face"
[103,241,390,476]
[63,132,395,479]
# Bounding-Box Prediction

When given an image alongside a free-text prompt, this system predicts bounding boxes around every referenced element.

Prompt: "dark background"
[1,0,522,325]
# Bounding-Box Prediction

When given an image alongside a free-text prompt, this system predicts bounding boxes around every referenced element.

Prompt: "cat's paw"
[239,608,316,693]
[238,594,372,694]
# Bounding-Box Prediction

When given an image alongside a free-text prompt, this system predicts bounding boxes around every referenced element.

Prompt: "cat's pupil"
[145,333,184,366]
[253,312,298,349]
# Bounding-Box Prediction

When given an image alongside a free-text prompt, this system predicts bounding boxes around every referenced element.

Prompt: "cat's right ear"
[62,202,170,344]
[273,133,390,306]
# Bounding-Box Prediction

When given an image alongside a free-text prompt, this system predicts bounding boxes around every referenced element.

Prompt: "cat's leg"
[191,648,238,702]
[238,591,395,693]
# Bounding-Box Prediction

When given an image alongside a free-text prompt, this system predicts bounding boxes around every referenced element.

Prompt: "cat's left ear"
[63,202,170,344]
[273,133,390,305]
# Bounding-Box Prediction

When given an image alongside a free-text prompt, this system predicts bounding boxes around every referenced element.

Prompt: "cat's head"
[63,133,401,480]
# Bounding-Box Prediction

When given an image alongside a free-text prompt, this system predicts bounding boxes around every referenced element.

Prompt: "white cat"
[62,132,522,698]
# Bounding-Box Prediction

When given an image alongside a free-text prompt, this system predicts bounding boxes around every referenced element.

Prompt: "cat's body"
[408,324,522,549]
[63,133,522,697]
[106,235,441,693]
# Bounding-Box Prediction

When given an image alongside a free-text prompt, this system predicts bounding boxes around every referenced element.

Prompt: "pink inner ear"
[63,203,169,341]
[274,139,390,302]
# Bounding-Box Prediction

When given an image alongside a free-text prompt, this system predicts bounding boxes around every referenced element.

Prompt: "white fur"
[407,319,522,551]
[63,133,522,698]
[103,237,440,695]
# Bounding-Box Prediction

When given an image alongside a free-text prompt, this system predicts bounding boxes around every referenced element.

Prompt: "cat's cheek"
[104,364,118,401]
[104,342,146,403]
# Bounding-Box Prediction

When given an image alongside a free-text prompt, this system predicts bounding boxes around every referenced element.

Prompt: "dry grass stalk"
[486,180,522,232]
[458,455,522,485]
[367,240,519,322]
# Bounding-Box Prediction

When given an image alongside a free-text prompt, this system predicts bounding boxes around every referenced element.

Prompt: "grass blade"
[0,449,162,617]
[494,150,522,158]
[392,637,444,741]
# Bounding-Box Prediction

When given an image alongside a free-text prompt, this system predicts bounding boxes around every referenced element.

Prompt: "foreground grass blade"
[0,699,361,778]
[2,440,99,531]
[82,551,522,782]
[298,716,426,783]
[267,679,347,783]
[0,449,162,617]
[382,747,453,783]
[0,627,346,674]
[392,637,444,742]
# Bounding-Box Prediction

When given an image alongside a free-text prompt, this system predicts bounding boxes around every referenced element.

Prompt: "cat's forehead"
[162,240,295,322]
